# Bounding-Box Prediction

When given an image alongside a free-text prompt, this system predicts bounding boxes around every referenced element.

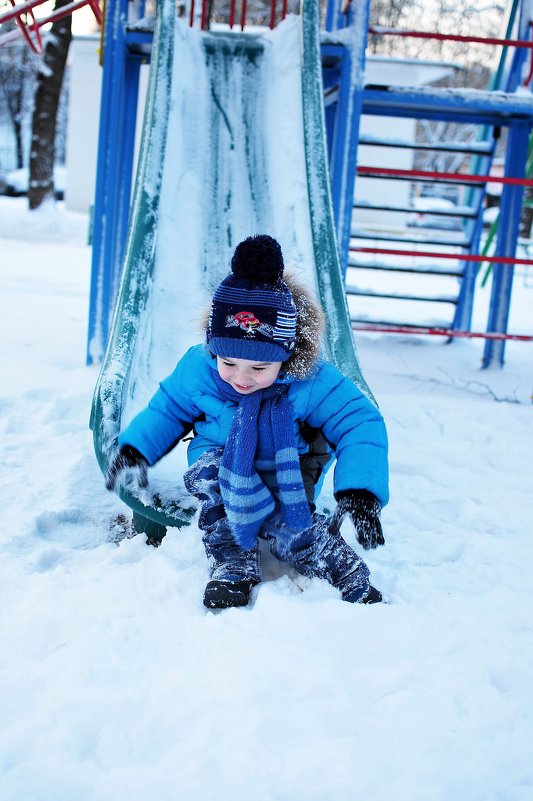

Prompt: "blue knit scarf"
[213,372,312,551]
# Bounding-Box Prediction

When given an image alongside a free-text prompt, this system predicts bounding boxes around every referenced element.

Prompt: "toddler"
[106,235,389,609]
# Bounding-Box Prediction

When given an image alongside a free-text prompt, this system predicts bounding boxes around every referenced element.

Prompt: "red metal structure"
[0,0,102,53]
[351,324,533,342]
[189,0,288,31]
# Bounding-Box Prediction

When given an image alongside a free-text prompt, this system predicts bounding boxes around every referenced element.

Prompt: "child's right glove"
[330,489,385,550]
[105,445,149,491]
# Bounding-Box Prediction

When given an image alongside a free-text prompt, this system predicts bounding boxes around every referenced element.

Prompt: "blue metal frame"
[323,0,371,275]
[359,84,533,357]
[482,119,530,367]
[87,0,532,369]
[86,0,148,364]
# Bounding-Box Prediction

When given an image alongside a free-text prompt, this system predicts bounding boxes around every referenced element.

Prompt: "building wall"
[65,36,148,213]
[354,57,455,229]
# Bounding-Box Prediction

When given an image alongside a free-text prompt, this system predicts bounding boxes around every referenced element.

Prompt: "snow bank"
[1,196,532,799]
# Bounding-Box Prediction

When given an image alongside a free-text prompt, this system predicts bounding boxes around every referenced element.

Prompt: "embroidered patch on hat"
[225,311,274,338]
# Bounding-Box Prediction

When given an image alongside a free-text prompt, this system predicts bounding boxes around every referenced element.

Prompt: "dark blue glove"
[330,489,385,550]
[105,445,149,491]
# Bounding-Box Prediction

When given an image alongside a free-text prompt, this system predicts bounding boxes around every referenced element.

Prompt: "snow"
[1,193,532,799]
[2,7,533,791]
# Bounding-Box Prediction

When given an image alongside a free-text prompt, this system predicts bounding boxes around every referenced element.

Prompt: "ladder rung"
[351,316,453,329]
[346,286,458,304]
[357,171,485,188]
[353,201,477,218]
[347,259,465,277]
[357,135,494,156]
[350,228,471,247]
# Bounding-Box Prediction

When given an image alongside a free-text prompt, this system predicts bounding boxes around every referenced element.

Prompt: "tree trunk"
[14,117,24,169]
[28,0,72,210]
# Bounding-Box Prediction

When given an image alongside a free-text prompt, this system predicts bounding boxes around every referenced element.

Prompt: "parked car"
[3,165,66,200]
[407,196,463,231]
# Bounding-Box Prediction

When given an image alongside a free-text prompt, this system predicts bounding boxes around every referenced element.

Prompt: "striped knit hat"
[206,235,297,363]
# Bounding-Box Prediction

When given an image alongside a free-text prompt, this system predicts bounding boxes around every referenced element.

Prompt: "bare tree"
[28,0,72,209]
[0,39,36,169]
[368,0,421,54]
[369,0,505,68]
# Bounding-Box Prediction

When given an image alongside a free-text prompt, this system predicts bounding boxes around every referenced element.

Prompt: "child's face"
[217,356,282,394]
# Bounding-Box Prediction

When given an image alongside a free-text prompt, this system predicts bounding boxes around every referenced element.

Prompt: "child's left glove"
[330,489,385,550]
[105,445,149,491]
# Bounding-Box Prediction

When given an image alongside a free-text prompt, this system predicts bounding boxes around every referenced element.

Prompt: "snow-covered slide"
[91,0,373,530]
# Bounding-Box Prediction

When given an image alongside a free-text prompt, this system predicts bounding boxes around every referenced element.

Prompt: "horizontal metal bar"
[362,86,533,126]
[350,245,533,265]
[356,171,485,187]
[353,201,477,217]
[357,135,494,155]
[368,25,533,50]
[352,322,533,341]
[350,229,470,247]
[357,165,533,187]
[346,286,458,303]
[348,259,464,277]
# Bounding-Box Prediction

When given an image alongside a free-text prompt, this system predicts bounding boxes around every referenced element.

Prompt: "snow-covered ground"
[1,196,532,800]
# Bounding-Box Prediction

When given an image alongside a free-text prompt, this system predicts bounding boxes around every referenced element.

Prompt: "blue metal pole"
[113,52,141,285]
[325,0,371,275]
[505,0,530,93]
[482,119,530,367]
[87,0,143,364]
[87,0,122,363]
[453,180,488,332]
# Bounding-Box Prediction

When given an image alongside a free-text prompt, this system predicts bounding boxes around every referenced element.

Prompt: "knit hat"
[206,235,297,363]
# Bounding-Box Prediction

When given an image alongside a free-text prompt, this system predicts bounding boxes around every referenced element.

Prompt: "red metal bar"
[352,323,533,342]
[240,0,247,31]
[281,0,288,20]
[32,0,101,27]
[357,166,533,187]
[0,0,101,27]
[189,0,195,27]
[229,0,236,28]
[8,0,42,53]
[1,0,45,25]
[201,0,208,30]
[350,246,533,266]
[270,0,276,29]
[88,0,101,25]
[368,25,533,50]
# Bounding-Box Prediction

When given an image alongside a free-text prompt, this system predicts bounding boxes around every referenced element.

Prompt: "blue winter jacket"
[119,344,389,506]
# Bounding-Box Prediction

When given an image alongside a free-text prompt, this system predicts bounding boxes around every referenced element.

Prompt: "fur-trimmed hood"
[201,272,325,381]
[282,273,325,380]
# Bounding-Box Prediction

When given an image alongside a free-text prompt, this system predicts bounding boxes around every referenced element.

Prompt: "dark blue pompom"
[231,234,284,284]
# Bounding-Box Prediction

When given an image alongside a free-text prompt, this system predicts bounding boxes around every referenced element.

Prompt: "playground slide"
[91,0,374,530]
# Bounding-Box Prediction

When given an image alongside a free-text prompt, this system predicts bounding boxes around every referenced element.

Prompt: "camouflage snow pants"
[183,448,371,602]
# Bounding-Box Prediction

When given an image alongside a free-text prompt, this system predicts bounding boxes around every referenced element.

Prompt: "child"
[106,235,389,609]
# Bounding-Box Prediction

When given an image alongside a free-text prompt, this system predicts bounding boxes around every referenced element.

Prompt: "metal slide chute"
[90,0,374,531]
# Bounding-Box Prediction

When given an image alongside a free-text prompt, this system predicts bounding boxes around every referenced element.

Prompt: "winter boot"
[290,513,373,603]
[361,585,383,604]
[184,450,262,609]
[203,578,256,609]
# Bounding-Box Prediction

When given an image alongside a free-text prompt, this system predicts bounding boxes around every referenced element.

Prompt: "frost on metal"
[92,0,379,528]
[300,1,375,404]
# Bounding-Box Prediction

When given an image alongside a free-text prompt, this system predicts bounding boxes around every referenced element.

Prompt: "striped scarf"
[214,373,312,551]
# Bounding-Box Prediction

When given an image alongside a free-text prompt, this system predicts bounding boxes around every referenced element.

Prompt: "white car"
[4,165,66,199]
[408,196,462,231]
